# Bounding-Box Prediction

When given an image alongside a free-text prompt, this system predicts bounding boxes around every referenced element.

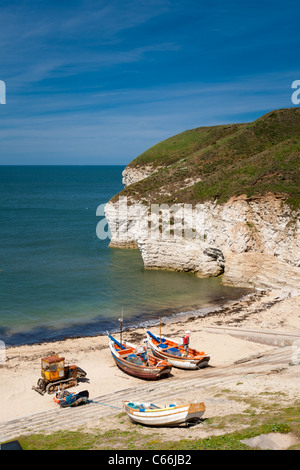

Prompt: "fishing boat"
[108,334,172,380]
[146,330,210,370]
[124,401,205,426]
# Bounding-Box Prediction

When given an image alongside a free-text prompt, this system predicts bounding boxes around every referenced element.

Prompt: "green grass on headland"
[115,108,300,210]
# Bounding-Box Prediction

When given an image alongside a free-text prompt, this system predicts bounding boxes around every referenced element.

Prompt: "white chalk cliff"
[105,166,300,294]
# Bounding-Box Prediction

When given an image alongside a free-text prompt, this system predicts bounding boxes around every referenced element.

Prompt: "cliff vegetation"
[115,108,300,211]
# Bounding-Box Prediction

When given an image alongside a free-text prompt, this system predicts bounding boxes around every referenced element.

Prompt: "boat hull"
[108,336,172,380]
[124,402,205,426]
[146,331,210,370]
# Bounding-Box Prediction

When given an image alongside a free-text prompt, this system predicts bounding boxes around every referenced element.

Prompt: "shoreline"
[1,285,253,349]
[1,287,299,424]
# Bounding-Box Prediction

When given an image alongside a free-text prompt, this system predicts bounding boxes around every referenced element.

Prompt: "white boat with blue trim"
[146,330,210,370]
[124,401,205,426]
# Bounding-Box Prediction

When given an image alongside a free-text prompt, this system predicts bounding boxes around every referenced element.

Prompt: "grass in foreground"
[16,402,300,450]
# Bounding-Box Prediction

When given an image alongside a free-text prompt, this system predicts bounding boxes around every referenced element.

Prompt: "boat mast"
[119,308,124,344]
[159,315,161,341]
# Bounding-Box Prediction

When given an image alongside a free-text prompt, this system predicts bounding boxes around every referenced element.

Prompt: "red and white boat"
[146,330,210,370]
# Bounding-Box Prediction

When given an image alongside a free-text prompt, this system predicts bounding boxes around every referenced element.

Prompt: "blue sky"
[0,0,299,165]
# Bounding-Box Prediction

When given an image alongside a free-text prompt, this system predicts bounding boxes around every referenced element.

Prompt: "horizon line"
[0,163,127,166]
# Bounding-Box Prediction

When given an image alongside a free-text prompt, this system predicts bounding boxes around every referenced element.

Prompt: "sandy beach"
[1,288,299,427]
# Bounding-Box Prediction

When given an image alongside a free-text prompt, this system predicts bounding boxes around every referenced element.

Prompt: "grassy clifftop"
[119,108,300,209]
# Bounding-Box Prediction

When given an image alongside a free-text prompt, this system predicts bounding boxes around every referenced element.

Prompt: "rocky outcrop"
[223,252,300,293]
[138,239,225,277]
[122,165,162,187]
[105,193,300,293]
[106,108,300,293]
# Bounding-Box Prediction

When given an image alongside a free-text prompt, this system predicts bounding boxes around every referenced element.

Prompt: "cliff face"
[105,109,300,293]
[122,165,161,187]
[105,189,300,292]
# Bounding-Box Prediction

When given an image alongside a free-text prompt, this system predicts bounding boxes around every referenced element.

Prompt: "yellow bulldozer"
[32,354,87,395]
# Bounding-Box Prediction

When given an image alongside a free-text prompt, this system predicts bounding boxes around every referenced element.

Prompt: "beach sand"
[0,289,299,425]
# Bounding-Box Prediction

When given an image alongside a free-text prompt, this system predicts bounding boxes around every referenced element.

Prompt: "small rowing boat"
[124,401,205,426]
[108,334,172,380]
[146,330,210,370]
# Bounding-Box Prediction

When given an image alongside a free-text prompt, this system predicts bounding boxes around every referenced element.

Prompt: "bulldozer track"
[0,345,295,443]
[45,378,78,394]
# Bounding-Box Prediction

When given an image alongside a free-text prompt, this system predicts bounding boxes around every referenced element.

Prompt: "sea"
[0,165,250,346]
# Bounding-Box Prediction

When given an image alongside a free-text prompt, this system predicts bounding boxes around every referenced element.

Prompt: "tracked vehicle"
[32,355,87,395]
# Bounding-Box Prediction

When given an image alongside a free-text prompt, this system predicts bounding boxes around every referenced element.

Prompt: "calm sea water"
[0,166,249,346]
